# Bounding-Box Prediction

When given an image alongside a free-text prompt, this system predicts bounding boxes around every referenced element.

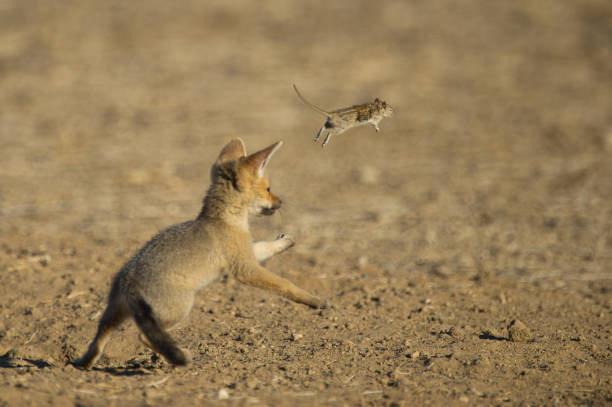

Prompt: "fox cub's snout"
[255,178,282,216]
[244,163,282,217]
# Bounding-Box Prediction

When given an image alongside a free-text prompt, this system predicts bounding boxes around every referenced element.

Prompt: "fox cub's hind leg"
[253,233,295,264]
[73,295,129,369]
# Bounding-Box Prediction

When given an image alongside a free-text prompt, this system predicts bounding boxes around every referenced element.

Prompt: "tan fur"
[293,84,394,147]
[73,139,328,369]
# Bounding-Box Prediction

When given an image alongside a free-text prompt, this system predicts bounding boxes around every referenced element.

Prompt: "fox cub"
[74,138,329,369]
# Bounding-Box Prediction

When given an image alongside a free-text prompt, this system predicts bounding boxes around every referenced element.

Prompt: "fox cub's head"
[211,138,283,216]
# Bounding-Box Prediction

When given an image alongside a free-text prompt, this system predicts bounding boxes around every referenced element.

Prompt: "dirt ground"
[1,1,611,406]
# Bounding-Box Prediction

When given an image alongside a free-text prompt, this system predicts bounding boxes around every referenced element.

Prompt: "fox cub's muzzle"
[260,194,282,216]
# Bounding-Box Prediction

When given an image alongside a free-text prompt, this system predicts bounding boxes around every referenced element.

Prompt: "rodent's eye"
[266,187,271,193]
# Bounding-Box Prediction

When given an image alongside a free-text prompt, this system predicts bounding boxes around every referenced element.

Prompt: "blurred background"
[1,1,611,404]
[1,0,611,278]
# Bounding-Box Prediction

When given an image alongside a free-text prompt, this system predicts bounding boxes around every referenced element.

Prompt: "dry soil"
[1,1,611,406]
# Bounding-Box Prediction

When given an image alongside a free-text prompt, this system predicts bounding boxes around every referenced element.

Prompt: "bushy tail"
[131,298,191,366]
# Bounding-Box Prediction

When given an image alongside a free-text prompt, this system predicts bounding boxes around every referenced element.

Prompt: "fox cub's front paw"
[308,296,332,310]
[276,233,295,249]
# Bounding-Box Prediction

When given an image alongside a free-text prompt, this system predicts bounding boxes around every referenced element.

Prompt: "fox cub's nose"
[272,196,282,209]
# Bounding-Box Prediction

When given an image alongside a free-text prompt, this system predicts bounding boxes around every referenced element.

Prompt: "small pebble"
[218,388,230,400]
[507,319,531,342]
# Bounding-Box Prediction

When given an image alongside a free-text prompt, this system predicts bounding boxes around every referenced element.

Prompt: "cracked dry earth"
[1,0,611,406]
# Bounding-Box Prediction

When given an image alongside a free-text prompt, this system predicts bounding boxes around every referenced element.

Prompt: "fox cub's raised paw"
[276,233,295,249]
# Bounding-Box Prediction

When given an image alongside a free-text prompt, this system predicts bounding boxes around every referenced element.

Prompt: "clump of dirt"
[508,319,532,342]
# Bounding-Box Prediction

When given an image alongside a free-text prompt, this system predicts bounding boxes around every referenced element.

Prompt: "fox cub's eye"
[266,187,271,193]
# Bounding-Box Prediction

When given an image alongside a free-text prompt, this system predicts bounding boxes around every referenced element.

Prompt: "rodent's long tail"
[131,298,191,366]
[293,84,329,116]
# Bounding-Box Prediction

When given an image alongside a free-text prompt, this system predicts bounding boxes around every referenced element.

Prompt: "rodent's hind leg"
[314,125,326,143]
[322,132,332,147]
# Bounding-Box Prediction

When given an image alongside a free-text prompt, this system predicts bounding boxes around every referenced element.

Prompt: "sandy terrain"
[1,0,611,405]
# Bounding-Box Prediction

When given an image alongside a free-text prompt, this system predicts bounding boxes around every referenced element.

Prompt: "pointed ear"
[244,141,283,178]
[216,138,247,165]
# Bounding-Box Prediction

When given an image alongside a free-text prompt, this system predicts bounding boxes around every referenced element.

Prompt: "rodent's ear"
[243,141,283,178]
[215,138,247,166]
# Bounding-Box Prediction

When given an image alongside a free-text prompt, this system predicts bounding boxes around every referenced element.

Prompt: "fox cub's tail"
[131,298,191,366]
